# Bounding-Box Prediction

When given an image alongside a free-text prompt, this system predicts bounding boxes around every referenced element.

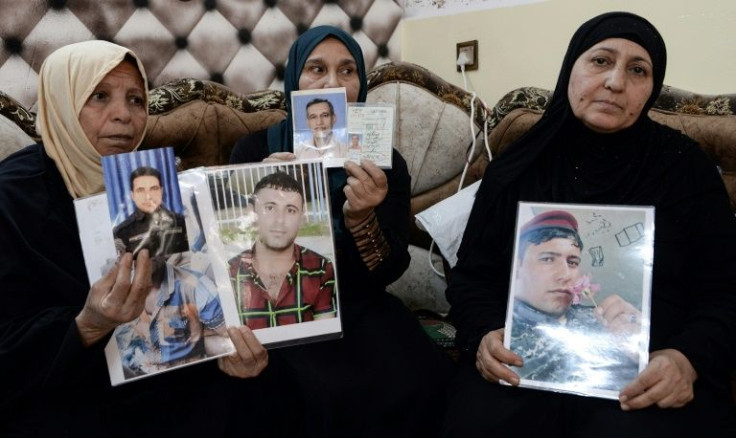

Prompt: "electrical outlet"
[456,40,478,72]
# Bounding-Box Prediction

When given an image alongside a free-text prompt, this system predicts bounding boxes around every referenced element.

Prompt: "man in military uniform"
[510,210,641,391]
[113,166,188,258]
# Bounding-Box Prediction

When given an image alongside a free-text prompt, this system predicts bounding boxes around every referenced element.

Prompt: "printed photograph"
[505,202,654,399]
[76,167,238,385]
[291,87,348,167]
[102,147,189,259]
[348,132,363,151]
[205,160,342,346]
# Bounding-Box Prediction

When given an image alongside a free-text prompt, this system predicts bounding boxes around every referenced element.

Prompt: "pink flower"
[571,274,600,305]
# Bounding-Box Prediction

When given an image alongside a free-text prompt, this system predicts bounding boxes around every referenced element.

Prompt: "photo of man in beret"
[507,209,642,392]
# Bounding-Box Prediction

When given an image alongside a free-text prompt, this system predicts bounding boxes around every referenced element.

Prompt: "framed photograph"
[203,160,342,347]
[291,87,348,168]
[503,202,654,400]
[75,168,239,386]
[346,103,395,168]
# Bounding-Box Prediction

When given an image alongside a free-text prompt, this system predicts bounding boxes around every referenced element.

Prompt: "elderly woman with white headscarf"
[0,41,267,436]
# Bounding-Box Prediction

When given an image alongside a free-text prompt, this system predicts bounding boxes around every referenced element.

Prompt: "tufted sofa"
[2,62,736,366]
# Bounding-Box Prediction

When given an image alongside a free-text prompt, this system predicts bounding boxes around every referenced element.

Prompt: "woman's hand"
[475,329,523,385]
[342,159,388,228]
[263,152,296,163]
[594,294,642,336]
[619,349,697,410]
[75,250,152,347]
[217,326,268,378]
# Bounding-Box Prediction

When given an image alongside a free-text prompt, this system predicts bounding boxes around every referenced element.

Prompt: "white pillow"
[415,180,481,267]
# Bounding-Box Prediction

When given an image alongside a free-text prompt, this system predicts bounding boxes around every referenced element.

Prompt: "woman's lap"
[442,359,735,438]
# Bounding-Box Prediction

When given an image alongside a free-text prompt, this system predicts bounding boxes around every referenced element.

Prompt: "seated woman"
[230,26,454,437]
[0,41,268,436]
[443,11,736,437]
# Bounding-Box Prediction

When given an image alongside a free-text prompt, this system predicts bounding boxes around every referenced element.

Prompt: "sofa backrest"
[140,79,287,169]
[474,87,736,211]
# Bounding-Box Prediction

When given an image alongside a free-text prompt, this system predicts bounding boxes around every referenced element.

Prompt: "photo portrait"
[291,87,348,167]
[102,147,189,258]
[348,132,362,151]
[205,160,342,347]
[72,168,240,385]
[505,202,654,399]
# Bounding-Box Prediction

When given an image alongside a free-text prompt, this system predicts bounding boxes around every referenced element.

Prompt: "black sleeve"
[658,146,736,382]
[0,147,111,408]
[0,304,109,406]
[445,181,519,356]
[335,149,412,292]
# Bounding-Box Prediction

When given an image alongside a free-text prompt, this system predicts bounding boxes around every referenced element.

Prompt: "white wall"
[401,0,736,108]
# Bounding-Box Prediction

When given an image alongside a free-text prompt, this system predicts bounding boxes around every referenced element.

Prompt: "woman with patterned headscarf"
[230,26,453,437]
[444,12,736,436]
[0,41,267,436]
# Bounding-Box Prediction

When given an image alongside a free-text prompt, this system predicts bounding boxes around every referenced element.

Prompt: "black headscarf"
[547,11,666,117]
[266,25,368,154]
[459,12,675,254]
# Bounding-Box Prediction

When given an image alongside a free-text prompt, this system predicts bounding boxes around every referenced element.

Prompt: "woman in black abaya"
[443,11,736,437]
[230,26,453,437]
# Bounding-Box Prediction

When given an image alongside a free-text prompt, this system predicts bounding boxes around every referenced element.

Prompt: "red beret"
[520,210,578,235]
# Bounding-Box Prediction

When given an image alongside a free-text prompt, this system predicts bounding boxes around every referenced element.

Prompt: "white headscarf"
[36,40,148,198]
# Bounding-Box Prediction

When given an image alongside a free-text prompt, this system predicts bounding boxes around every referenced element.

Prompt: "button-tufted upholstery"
[0,0,403,110]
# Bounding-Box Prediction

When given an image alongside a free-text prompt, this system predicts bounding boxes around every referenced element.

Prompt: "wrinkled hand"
[75,251,152,347]
[263,152,296,163]
[594,294,642,336]
[475,329,523,386]
[619,349,697,411]
[217,326,269,378]
[342,159,388,228]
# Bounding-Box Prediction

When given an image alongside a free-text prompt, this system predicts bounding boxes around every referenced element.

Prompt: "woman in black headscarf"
[230,26,453,437]
[443,11,736,436]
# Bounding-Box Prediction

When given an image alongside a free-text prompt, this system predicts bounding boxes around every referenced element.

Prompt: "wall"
[401,0,736,108]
